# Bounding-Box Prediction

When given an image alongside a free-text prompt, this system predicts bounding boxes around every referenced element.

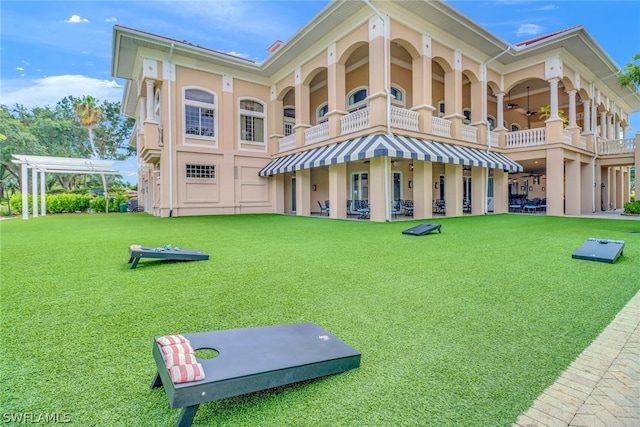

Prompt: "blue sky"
[1,1,639,182]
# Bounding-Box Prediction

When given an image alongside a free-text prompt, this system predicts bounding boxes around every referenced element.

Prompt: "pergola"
[11,154,120,220]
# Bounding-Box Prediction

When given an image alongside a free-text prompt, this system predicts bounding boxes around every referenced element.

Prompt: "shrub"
[623,200,640,214]
[9,192,125,214]
[9,193,32,213]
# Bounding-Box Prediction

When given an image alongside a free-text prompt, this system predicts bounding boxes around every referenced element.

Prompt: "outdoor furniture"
[391,200,400,218]
[151,322,361,427]
[402,223,442,236]
[318,200,329,216]
[463,199,471,213]
[523,198,540,213]
[127,245,209,269]
[509,198,525,212]
[433,199,445,214]
[354,200,370,219]
[402,199,414,216]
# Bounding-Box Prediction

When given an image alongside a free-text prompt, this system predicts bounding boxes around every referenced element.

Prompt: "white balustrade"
[278,133,296,152]
[461,123,478,143]
[489,131,499,147]
[505,128,546,148]
[598,138,635,155]
[562,130,573,145]
[390,106,419,132]
[304,122,329,145]
[340,108,370,135]
[431,116,452,138]
[579,134,587,150]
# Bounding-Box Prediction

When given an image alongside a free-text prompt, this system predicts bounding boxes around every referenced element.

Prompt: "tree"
[73,96,109,212]
[617,53,640,89]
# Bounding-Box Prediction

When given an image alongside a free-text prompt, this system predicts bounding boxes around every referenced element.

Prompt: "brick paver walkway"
[514,289,640,426]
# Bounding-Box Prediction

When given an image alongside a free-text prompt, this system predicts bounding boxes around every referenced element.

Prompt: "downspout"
[482,46,510,214]
[363,0,391,221]
[168,42,175,217]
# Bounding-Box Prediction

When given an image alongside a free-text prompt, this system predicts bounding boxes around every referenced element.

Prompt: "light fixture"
[409,164,414,171]
[434,182,439,189]
[408,181,413,188]
[312,185,317,191]
[392,160,400,167]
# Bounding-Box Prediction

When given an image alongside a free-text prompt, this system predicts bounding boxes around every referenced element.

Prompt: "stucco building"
[111,0,640,221]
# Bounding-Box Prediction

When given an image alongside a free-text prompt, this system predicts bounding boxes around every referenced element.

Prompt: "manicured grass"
[1,213,638,426]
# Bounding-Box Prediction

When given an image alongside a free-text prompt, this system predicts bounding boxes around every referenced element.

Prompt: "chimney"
[267,40,283,54]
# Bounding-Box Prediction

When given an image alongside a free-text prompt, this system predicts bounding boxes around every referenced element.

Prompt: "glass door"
[351,172,369,201]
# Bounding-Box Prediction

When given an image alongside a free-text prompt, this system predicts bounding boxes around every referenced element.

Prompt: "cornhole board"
[128,246,209,269]
[572,238,625,264]
[151,322,361,427]
[402,223,441,236]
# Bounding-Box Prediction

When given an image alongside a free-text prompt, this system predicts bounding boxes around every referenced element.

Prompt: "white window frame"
[239,97,267,147]
[183,87,217,141]
[185,164,216,180]
[317,103,329,124]
[283,105,295,136]
[390,86,406,108]
[347,87,368,112]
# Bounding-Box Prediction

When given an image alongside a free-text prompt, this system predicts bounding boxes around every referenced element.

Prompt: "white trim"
[182,86,218,147]
[238,97,267,151]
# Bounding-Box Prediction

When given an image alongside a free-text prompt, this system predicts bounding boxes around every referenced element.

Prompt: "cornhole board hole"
[402,223,441,236]
[572,238,625,264]
[128,245,209,269]
[151,322,361,427]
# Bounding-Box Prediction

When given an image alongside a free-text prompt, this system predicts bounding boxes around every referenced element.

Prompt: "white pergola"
[11,155,120,220]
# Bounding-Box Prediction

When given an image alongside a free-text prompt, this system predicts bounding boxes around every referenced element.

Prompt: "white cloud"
[65,15,89,24]
[105,17,117,22]
[16,67,24,71]
[535,5,558,11]
[226,51,250,59]
[517,24,543,37]
[1,75,124,108]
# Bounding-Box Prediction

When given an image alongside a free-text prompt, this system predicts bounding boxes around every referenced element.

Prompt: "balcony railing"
[304,122,329,145]
[562,130,572,145]
[505,128,546,148]
[340,108,370,135]
[431,116,452,138]
[390,106,419,132]
[489,131,499,147]
[598,138,635,155]
[278,133,296,152]
[461,123,478,143]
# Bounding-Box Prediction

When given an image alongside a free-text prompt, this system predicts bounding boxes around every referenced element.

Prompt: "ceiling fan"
[506,91,518,110]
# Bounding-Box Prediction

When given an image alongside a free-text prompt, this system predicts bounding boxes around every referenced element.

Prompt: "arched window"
[486,116,496,130]
[239,98,266,144]
[390,86,405,107]
[184,88,216,137]
[283,106,295,136]
[347,87,368,112]
[511,123,521,132]
[317,103,328,124]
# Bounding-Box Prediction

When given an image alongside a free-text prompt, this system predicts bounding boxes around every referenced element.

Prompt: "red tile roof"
[515,25,582,47]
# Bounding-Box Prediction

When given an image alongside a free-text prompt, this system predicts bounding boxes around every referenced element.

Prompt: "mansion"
[111,0,640,221]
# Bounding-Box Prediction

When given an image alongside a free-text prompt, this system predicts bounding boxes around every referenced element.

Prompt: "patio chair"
[391,200,400,218]
[317,200,329,216]
[354,200,370,219]
[523,198,540,213]
[402,199,414,216]
[509,198,525,213]
[433,199,445,214]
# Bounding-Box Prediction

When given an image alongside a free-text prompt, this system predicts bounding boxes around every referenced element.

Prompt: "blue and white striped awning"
[259,134,522,176]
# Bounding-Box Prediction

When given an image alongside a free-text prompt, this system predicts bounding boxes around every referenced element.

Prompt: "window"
[390,86,405,107]
[438,101,445,118]
[184,89,215,137]
[283,106,295,137]
[186,164,215,179]
[317,103,329,123]
[511,123,521,132]
[347,88,368,112]
[487,116,496,130]
[463,109,471,124]
[240,99,266,144]
[154,88,162,122]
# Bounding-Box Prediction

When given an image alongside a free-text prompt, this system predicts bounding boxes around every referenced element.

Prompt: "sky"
[1,0,639,182]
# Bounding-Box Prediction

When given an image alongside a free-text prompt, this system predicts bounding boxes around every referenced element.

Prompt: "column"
[21,162,28,220]
[495,93,505,130]
[492,169,509,214]
[470,166,485,215]
[444,53,463,139]
[411,35,434,133]
[412,160,433,219]
[40,170,46,216]
[546,147,564,216]
[567,90,577,127]
[329,163,347,219]
[369,156,386,222]
[295,168,311,216]
[581,100,591,134]
[31,167,38,218]
[444,163,463,217]
[144,79,156,123]
[294,72,310,147]
[368,15,387,129]
[564,158,580,215]
[327,52,346,138]
[548,78,560,119]
[599,112,607,139]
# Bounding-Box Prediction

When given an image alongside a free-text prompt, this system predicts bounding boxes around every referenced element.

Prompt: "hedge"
[623,200,640,214]
[9,193,128,214]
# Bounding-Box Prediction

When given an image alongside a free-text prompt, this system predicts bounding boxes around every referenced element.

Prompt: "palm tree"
[73,96,109,212]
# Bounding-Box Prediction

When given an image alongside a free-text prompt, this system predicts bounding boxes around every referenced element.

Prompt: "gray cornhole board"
[128,246,209,269]
[572,238,625,264]
[151,322,361,427]
[402,223,441,236]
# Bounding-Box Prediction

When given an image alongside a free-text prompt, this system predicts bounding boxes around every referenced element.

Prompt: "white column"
[40,170,47,216]
[600,112,607,139]
[582,100,591,133]
[567,90,577,127]
[548,78,560,119]
[21,162,28,220]
[608,115,614,139]
[145,79,156,123]
[31,167,38,218]
[495,92,505,129]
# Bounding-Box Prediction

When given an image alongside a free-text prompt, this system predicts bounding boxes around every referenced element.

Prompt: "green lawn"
[1,213,638,426]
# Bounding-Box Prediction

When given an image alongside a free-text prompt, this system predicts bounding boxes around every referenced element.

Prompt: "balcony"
[598,138,635,155]
[390,106,419,132]
[305,122,329,145]
[139,122,162,163]
[431,116,452,138]
[278,133,296,153]
[461,123,478,143]
[340,108,369,135]
[505,128,546,148]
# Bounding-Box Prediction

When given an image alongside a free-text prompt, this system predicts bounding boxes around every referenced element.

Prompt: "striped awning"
[259,134,522,176]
